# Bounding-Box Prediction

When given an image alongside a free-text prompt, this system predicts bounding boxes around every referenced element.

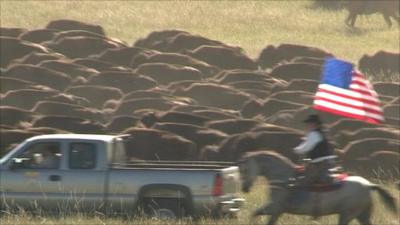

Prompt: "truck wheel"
[141,198,186,219]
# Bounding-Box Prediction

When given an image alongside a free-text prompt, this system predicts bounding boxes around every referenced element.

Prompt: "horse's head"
[238,156,259,193]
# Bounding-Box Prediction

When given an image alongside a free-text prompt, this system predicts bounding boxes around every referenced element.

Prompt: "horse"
[343,0,400,28]
[238,151,397,225]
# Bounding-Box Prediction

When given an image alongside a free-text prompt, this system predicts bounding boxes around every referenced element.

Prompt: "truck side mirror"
[9,158,26,170]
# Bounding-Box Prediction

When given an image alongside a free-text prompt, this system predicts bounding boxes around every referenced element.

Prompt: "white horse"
[238,151,397,225]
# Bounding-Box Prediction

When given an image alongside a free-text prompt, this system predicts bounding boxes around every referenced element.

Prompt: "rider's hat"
[303,114,322,125]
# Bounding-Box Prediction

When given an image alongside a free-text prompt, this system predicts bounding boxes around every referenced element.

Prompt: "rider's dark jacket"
[294,129,336,163]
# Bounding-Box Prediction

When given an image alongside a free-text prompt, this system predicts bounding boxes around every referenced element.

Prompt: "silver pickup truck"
[0,134,244,218]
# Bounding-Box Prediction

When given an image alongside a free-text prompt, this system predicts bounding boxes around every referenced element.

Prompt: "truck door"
[60,141,106,212]
[0,141,64,211]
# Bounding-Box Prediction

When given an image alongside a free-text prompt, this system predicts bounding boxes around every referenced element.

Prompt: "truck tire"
[141,197,186,219]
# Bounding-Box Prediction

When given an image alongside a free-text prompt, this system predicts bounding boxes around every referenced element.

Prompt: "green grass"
[1,1,399,63]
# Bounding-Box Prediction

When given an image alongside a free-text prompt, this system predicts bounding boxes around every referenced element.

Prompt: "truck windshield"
[0,141,27,165]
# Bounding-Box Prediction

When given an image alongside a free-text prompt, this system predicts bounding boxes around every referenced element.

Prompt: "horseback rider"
[293,114,337,188]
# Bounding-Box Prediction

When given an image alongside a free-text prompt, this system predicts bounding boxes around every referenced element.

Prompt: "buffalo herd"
[1,19,399,179]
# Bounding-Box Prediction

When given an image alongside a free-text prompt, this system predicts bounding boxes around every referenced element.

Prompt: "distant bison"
[174,82,253,110]
[269,62,323,81]
[131,52,219,78]
[187,45,258,70]
[86,71,157,93]
[257,43,333,69]
[18,29,59,44]
[0,106,37,127]
[31,115,106,134]
[141,111,210,127]
[45,19,106,35]
[343,0,400,28]
[0,37,49,67]
[133,29,189,51]
[152,122,228,149]
[359,51,399,76]
[3,64,72,91]
[44,36,121,59]
[0,27,28,38]
[135,63,203,85]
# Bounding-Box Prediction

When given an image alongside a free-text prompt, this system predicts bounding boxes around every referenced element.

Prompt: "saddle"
[294,165,348,192]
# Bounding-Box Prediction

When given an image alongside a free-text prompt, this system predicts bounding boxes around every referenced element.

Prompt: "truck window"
[69,143,96,169]
[17,142,61,169]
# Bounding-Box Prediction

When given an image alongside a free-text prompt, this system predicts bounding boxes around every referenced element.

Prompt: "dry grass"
[1,1,399,63]
[1,180,399,225]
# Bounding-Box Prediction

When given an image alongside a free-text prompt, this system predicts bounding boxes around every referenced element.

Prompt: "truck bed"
[111,160,236,170]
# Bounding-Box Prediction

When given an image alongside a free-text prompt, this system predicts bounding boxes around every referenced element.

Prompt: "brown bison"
[359,51,399,76]
[373,82,400,98]
[44,36,121,59]
[32,101,105,123]
[0,37,49,67]
[86,71,157,93]
[173,82,253,110]
[257,43,333,69]
[269,62,323,81]
[131,52,219,78]
[10,52,65,65]
[45,19,106,35]
[214,70,273,84]
[18,29,59,44]
[133,29,189,51]
[152,122,228,150]
[343,0,400,28]
[31,115,106,134]
[3,64,72,91]
[0,27,28,38]
[343,138,400,161]
[0,77,34,94]
[106,116,140,134]
[66,85,123,109]
[334,127,400,149]
[72,58,120,72]
[140,111,210,127]
[216,131,302,162]
[38,59,99,79]
[206,119,262,135]
[0,129,40,157]
[91,46,157,67]
[187,45,258,70]
[0,106,37,127]
[241,98,305,119]
[122,128,197,160]
[135,63,203,85]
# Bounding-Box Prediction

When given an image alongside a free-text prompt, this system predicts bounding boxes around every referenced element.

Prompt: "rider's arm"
[293,131,322,154]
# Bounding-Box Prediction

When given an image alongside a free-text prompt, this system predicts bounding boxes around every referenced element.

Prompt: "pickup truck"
[0,134,244,218]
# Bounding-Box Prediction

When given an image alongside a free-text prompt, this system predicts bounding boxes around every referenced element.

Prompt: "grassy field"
[0,1,399,224]
[1,1,399,63]
[1,180,399,225]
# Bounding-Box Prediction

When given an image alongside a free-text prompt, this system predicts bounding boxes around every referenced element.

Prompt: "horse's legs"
[345,13,354,26]
[350,14,357,27]
[266,213,281,225]
[356,205,373,225]
[338,213,353,225]
[383,14,393,28]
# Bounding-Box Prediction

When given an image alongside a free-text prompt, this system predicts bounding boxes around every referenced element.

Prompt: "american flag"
[313,58,384,124]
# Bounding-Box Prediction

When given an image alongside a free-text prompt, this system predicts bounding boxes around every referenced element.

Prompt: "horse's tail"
[370,184,397,214]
